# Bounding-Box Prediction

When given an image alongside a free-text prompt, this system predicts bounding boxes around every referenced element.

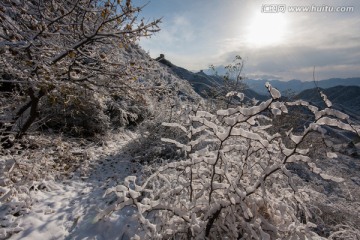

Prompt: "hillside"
[296,86,360,118]
[155,54,267,101]
[244,78,360,95]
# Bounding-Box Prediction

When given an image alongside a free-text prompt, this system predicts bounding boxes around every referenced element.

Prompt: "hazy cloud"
[136,0,360,81]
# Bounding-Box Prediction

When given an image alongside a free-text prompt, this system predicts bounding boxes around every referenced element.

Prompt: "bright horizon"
[134,0,360,81]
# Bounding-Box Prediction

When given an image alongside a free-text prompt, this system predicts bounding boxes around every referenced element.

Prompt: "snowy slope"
[2,132,142,240]
[0,42,202,239]
[120,45,201,103]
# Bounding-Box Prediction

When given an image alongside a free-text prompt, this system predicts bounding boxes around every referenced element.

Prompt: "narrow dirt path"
[7,133,142,240]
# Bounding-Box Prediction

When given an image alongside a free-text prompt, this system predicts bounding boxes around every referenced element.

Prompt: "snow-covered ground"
[1,130,359,239]
[1,132,144,240]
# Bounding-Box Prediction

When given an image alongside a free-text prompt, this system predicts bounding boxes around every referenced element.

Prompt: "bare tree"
[207,55,247,109]
[0,0,160,143]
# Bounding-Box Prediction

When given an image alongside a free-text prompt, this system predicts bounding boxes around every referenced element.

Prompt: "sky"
[133,0,360,81]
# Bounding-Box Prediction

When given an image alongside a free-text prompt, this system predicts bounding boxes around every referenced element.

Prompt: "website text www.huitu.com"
[261,4,354,13]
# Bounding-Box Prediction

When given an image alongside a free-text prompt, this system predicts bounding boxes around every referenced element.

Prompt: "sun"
[246,13,288,47]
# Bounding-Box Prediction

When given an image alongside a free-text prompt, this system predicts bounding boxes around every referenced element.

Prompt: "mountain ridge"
[155,54,267,101]
[155,54,359,117]
[296,85,360,118]
[245,78,360,95]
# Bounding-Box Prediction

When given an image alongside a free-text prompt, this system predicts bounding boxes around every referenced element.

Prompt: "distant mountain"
[156,54,266,101]
[296,86,360,119]
[245,78,360,95]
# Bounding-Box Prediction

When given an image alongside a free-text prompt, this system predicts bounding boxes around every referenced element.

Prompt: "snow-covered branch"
[102,83,359,239]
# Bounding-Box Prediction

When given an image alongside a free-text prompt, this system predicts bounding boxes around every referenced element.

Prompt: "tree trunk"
[15,87,45,139]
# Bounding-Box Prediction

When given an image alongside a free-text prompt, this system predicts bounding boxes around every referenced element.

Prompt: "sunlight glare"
[246,13,287,47]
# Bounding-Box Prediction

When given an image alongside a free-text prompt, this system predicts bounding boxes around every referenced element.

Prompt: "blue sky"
[134,0,360,81]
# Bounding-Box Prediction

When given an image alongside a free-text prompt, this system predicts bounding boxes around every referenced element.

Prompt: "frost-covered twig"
[101,83,359,239]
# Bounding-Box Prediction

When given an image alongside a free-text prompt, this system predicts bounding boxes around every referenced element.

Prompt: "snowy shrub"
[123,96,191,164]
[41,89,110,137]
[206,55,247,109]
[99,83,359,239]
[311,200,360,239]
[40,85,153,137]
[105,93,152,130]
